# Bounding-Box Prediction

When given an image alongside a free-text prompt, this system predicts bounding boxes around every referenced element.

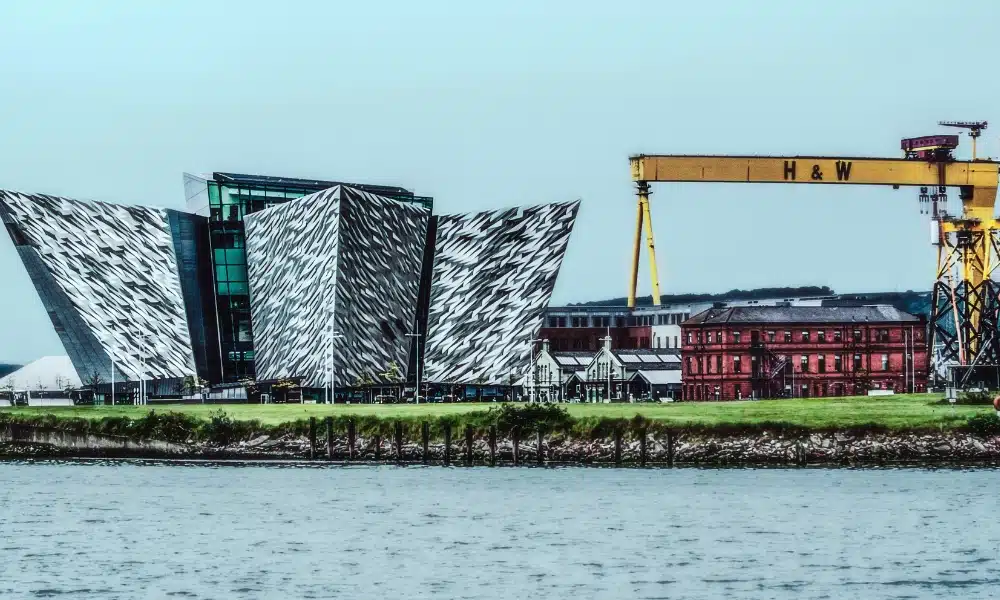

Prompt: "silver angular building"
[244,186,429,387]
[0,191,206,382]
[1,176,579,398]
[422,201,580,384]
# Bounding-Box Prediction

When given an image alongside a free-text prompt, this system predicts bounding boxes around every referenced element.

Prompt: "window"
[767,331,775,343]
[696,356,703,373]
[877,329,889,343]
[686,357,694,374]
[784,331,792,343]
[547,317,559,328]
[818,355,826,373]
[800,355,809,373]
[571,317,583,328]
[818,330,826,343]
[801,330,810,343]
[732,331,742,344]
[674,336,679,348]
[853,354,863,371]
[715,355,722,373]
[733,356,742,373]
[880,354,888,371]
[834,330,842,343]
[697,331,703,343]
[852,329,862,342]
[834,355,842,372]
[687,332,693,344]
[715,331,723,344]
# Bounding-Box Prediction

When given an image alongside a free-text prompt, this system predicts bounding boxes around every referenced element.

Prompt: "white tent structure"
[0,356,80,406]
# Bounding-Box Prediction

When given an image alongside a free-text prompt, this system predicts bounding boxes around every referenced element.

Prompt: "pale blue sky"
[1,0,998,363]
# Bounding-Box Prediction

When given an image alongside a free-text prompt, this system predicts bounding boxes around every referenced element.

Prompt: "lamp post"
[406,328,423,404]
[325,324,344,405]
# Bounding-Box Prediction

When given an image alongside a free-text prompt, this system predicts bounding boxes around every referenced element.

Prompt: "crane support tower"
[628,130,1000,372]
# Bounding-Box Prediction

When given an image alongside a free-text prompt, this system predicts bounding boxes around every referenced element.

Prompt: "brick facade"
[681,306,928,400]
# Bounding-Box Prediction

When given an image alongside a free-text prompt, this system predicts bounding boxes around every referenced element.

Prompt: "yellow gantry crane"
[627,135,1000,367]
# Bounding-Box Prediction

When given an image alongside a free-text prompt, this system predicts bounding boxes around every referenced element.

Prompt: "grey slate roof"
[683,305,921,326]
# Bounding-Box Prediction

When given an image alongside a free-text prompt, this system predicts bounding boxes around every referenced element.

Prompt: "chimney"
[542,338,550,354]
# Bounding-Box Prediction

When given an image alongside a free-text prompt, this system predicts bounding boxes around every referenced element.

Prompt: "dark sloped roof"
[684,305,921,326]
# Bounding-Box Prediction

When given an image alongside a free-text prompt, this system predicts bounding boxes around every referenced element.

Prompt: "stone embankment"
[4,421,998,465]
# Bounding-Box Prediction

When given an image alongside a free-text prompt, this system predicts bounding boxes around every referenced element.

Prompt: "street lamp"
[326,326,344,405]
[406,327,423,404]
[100,331,118,406]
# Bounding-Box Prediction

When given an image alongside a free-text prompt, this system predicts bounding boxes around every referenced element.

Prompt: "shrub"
[965,412,1000,437]
[486,403,572,435]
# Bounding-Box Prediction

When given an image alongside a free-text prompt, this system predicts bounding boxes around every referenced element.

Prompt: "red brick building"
[681,306,928,400]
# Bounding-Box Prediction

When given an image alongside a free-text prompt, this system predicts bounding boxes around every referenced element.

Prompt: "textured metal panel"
[423,201,580,384]
[244,187,342,385]
[0,191,198,380]
[244,186,428,387]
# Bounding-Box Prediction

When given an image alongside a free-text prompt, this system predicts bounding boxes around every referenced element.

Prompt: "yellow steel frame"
[627,155,1000,324]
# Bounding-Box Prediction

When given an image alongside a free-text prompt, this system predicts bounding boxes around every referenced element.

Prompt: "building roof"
[0,356,81,391]
[683,305,921,326]
[612,348,681,370]
[632,369,681,385]
[212,172,415,197]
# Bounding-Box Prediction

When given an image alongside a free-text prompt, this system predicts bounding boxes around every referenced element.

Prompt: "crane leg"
[627,190,643,309]
[639,182,662,306]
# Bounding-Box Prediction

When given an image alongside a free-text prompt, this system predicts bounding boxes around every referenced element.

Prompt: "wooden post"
[639,427,647,467]
[443,423,452,466]
[536,427,544,465]
[309,417,317,460]
[422,422,430,464]
[614,427,622,466]
[347,420,356,460]
[325,417,334,460]
[465,425,473,466]
[797,442,806,466]
[666,429,675,467]
[374,435,382,461]
[488,425,497,466]
[394,421,403,462]
[512,426,520,466]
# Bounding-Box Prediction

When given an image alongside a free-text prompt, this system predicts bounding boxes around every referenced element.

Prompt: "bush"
[201,410,261,445]
[953,391,997,406]
[965,412,1000,437]
[486,403,572,435]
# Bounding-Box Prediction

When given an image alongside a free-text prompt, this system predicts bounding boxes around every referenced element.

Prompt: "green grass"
[0,393,990,430]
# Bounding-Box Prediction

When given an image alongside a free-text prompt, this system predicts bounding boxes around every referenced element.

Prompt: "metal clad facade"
[423,200,580,384]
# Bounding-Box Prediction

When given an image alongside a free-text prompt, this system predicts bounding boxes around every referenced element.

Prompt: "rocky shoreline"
[3,426,1000,466]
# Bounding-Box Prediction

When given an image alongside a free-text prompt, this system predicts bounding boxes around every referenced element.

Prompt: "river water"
[0,462,998,599]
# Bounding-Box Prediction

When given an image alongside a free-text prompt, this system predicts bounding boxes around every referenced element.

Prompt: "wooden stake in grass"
[347,420,356,460]
[512,426,520,466]
[325,416,333,460]
[536,427,544,465]
[443,423,452,466]
[465,425,473,466]
[394,421,403,462]
[614,427,622,466]
[488,425,497,466]
[639,427,647,467]
[421,422,429,464]
[308,417,317,460]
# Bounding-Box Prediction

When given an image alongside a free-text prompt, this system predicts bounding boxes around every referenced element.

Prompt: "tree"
[84,371,103,389]
[1,378,14,403]
[239,378,260,403]
[179,375,208,397]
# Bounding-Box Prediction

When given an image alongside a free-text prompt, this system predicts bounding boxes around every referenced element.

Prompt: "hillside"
[571,287,933,319]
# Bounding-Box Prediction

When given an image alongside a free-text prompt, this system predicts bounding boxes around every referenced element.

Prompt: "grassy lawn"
[1,393,989,429]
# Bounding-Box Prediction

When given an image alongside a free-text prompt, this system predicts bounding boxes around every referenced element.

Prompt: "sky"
[0,0,998,364]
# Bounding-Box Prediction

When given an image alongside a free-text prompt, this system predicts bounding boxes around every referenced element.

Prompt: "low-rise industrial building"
[529,339,681,402]
[680,305,928,400]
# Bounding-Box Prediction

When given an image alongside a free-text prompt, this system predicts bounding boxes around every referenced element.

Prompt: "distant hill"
[0,364,21,379]
[569,287,933,319]
[571,286,836,307]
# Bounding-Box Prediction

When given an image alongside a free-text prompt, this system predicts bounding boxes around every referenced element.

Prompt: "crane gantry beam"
[627,152,1000,371]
